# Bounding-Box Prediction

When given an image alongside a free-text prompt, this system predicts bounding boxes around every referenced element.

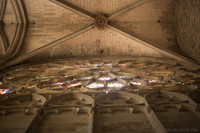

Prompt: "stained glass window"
[119,76,132,80]
[98,76,112,81]
[104,63,113,67]
[66,82,82,88]
[130,81,146,86]
[53,82,64,86]
[93,64,102,67]
[0,89,9,95]
[79,76,93,80]
[86,82,104,89]
[108,81,124,88]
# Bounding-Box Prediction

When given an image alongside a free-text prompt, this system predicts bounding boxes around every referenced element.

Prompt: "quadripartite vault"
[0,0,200,132]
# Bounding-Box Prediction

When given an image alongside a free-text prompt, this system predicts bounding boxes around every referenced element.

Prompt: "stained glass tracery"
[0,58,198,94]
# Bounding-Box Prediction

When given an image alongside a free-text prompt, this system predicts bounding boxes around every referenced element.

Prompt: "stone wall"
[175,0,200,62]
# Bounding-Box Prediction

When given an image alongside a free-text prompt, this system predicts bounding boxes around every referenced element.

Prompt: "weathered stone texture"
[63,0,139,16]
[110,0,181,54]
[3,0,17,24]
[22,0,92,53]
[3,24,17,45]
[23,0,91,23]
[175,0,200,62]
[30,27,162,61]
[2,0,18,47]
[21,0,177,58]
[1,0,197,66]
[22,23,92,54]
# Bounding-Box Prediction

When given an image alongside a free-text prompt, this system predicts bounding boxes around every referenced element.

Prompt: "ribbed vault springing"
[1,0,199,71]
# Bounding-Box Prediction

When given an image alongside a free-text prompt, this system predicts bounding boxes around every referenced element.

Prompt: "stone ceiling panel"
[3,0,17,24]
[109,0,184,55]
[62,0,139,16]
[99,0,139,16]
[3,24,17,46]
[27,27,162,61]
[24,0,92,24]
[22,23,92,54]
[22,0,93,54]
[3,0,18,47]
[63,0,99,15]
[1,0,198,69]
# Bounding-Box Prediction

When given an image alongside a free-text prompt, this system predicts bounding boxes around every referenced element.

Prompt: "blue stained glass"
[0,89,9,95]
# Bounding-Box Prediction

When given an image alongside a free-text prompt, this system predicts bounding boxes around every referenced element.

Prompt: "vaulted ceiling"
[0,0,199,70]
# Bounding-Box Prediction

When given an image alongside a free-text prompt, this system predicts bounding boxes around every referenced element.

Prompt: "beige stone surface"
[3,0,17,24]
[175,0,200,62]
[4,24,16,45]
[2,0,18,50]
[110,0,180,53]
[22,0,93,53]
[37,27,162,58]
[0,0,200,132]
[0,0,199,73]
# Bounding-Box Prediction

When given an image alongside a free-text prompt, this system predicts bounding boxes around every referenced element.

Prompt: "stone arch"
[145,90,200,131]
[94,91,156,133]
[28,93,94,133]
[0,94,46,133]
